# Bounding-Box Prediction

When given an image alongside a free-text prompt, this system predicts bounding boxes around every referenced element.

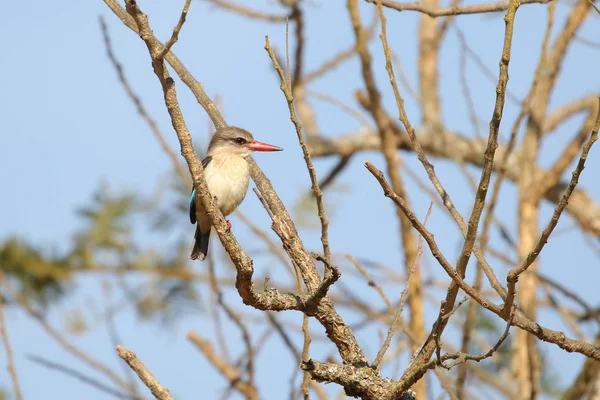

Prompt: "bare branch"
[452,0,518,299]
[544,93,600,134]
[502,99,600,315]
[207,0,289,22]
[586,0,600,15]
[532,105,599,200]
[306,123,600,241]
[301,360,420,399]
[0,281,23,400]
[116,345,173,400]
[303,10,378,84]
[350,3,427,383]
[442,309,514,369]
[453,26,522,105]
[307,91,372,129]
[5,281,131,392]
[99,16,188,183]
[207,254,255,385]
[301,315,311,399]
[187,332,259,400]
[104,0,227,128]
[264,36,331,264]
[28,354,135,400]
[157,0,191,60]
[560,332,600,400]
[374,0,519,385]
[372,202,433,369]
[365,161,600,364]
[347,255,394,315]
[366,0,550,17]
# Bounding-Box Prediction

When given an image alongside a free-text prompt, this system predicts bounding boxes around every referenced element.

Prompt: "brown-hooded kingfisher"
[189,126,283,261]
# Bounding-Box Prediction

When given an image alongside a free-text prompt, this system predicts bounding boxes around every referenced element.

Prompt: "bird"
[189,126,283,261]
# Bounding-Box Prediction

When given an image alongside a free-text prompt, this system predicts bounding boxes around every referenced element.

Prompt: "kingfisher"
[189,126,283,261]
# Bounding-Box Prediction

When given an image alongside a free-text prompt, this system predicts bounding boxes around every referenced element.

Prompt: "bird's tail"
[190,226,210,261]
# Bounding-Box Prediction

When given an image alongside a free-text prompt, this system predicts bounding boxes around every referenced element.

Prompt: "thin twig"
[317,154,353,192]
[586,0,600,15]
[574,34,600,49]
[540,282,588,341]
[457,27,483,138]
[347,254,394,315]
[207,253,255,385]
[433,369,459,400]
[99,16,188,182]
[351,1,427,372]
[157,0,191,59]
[207,0,289,22]
[305,258,342,309]
[502,100,600,315]
[544,93,600,134]
[367,0,549,17]
[536,272,600,325]
[392,53,420,103]
[453,26,522,106]
[372,202,433,369]
[369,2,509,304]
[442,309,514,369]
[365,160,600,392]
[473,0,556,324]
[290,4,304,91]
[301,315,311,399]
[28,354,135,400]
[376,0,519,386]
[187,332,259,399]
[264,36,331,264]
[430,297,470,366]
[285,18,292,90]
[103,282,140,396]
[531,106,598,200]
[266,315,327,400]
[103,0,227,129]
[0,282,23,400]
[5,281,131,391]
[452,0,519,295]
[302,10,379,84]
[307,91,372,129]
[236,211,295,277]
[116,345,173,400]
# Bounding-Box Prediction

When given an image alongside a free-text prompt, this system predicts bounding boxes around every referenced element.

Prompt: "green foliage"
[1,180,203,322]
[69,182,137,265]
[0,183,140,308]
[0,237,69,307]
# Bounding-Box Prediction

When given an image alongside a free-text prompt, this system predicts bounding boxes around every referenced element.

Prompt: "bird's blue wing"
[189,187,197,224]
[189,156,213,224]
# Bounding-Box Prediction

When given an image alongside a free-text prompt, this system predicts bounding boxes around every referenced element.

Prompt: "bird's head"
[207,127,283,158]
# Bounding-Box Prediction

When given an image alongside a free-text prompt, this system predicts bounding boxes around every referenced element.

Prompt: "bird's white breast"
[204,154,250,216]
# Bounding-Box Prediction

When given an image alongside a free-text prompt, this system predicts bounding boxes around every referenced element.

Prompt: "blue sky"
[1,0,599,399]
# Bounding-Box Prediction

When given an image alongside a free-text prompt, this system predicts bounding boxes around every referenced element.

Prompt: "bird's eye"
[234,137,246,145]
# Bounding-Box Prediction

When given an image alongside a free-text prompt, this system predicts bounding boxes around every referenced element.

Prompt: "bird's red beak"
[247,140,283,152]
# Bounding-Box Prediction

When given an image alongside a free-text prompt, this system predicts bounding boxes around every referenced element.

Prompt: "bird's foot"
[226,220,232,231]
